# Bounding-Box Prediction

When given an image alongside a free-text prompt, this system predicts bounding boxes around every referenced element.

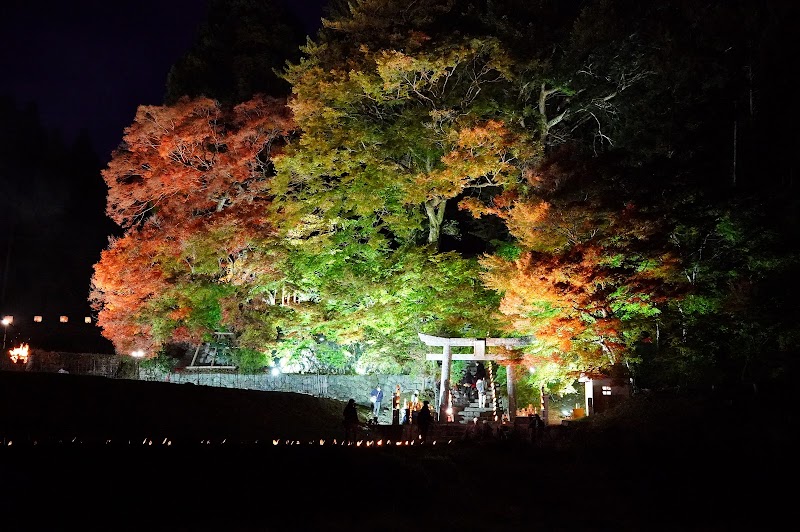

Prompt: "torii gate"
[419,333,533,422]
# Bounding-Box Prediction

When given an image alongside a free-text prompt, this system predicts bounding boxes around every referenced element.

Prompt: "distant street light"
[2,317,10,351]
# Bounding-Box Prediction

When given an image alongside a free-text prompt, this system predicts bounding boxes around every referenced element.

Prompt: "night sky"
[1,0,327,161]
[0,0,328,352]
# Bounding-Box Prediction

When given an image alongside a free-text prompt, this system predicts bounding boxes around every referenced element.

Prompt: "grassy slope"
[0,370,361,443]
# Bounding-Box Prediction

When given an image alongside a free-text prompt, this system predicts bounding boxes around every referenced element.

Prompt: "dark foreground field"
[0,370,793,531]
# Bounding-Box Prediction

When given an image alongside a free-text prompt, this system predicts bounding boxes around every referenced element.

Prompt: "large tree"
[91,96,293,356]
[270,0,540,352]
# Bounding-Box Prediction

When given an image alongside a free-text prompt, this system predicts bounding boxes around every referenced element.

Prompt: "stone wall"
[145,369,438,409]
[4,352,438,409]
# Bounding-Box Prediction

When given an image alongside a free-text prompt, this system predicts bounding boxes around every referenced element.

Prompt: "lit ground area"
[0,370,793,530]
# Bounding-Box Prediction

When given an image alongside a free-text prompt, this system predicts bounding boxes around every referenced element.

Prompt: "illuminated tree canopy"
[91,0,800,391]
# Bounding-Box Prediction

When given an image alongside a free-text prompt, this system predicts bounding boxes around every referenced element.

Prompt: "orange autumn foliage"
[103,95,292,229]
[92,96,294,354]
[480,187,682,368]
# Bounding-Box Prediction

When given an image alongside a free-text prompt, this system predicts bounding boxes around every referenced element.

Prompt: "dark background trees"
[164,0,308,104]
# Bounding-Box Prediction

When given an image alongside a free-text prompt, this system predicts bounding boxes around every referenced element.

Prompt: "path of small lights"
[2,437,453,447]
[487,362,499,422]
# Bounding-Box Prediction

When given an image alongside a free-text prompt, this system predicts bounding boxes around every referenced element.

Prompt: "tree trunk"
[424,198,446,248]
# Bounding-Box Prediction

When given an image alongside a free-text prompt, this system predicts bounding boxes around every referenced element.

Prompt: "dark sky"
[0,0,327,162]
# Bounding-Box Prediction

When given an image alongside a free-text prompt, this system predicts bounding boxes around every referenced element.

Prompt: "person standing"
[462,370,475,401]
[417,400,433,443]
[475,362,487,381]
[392,384,402,425]
[476,377,486,408]
[528,412,544,444]
[343,399,359,443]
[370,385,384,421]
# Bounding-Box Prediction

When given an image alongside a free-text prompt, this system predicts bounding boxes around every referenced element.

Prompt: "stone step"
[458,411,494,419]
[457,409,496,424]
[460,408,493,416]
[461,406,494,413]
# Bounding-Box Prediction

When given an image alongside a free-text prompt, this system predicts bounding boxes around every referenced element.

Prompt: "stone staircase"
[452,361,500,424]
[456,400,496,424]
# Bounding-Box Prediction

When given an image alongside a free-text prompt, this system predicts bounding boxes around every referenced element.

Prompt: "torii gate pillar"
[438,342,452,421]
[505,364,516,421]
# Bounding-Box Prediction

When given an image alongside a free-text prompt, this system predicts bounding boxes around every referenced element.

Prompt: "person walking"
[343,398,359,443]
[417,400,433,443]
[370,385,384,422]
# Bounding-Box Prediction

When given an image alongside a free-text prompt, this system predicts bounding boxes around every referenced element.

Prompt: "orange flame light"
[9,343,29,364]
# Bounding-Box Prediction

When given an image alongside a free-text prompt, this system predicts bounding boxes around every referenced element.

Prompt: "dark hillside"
[0,370,351,444]
[0,370,792,530]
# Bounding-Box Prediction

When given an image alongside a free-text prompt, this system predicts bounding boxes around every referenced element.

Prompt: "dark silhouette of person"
[462,370,475,400]
[528,413,544,444]
[417,400,433,443]
[343,398,359,443]
[391,384,401,425]
[475,362,487,381]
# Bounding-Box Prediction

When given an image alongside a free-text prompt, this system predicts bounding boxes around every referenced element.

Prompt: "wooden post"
[540,385,545,415]
[438,341,452,422]
[542,386,549,425]
[506,364,516,421]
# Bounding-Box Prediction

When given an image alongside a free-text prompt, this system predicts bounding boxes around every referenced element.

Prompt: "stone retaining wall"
[146,370,437,409]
